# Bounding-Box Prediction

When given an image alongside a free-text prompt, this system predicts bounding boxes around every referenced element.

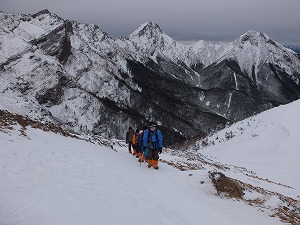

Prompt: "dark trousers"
[148,148,159,160]
[133,145,140,153]
[128,141,132,152]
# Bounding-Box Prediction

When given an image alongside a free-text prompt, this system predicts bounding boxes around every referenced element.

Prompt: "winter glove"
[158,147,162,154]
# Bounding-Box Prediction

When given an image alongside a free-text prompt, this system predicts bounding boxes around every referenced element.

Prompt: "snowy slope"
[1,101,300,224]
[194,99,300,202]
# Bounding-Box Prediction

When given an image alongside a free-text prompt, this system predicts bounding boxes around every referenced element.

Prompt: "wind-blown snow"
[1,100,300,224]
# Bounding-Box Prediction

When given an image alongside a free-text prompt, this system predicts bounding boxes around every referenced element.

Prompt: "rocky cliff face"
[1,10,300,146]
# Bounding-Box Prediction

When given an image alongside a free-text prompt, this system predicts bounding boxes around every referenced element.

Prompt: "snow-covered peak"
[225,30,300,84]
[236,30,271,46]
[129,21,163,38]
[125,21,187,61]
[0,10,64,41]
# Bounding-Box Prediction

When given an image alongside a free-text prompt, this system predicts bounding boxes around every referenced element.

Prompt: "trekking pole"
[139,153,142,166]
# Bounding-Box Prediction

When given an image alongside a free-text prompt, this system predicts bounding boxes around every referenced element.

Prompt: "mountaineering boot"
[138,154,144,162]
[147,159,153,168]
[152,159,159,170]
[136,152,140,158]
[138,154,145,162]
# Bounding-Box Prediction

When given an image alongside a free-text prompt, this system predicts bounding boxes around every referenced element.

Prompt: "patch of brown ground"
[208,171,244,199]
[159,159,203,171]
[0,109,75,137]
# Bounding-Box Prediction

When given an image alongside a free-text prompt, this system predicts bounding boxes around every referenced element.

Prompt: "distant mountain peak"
[36,9,51,14]
[130,21,163,38]
[236,30,271,46]
[126,21,172,56]
[32,9,51,17]
[30,9,63,22]
[142,21,162,31]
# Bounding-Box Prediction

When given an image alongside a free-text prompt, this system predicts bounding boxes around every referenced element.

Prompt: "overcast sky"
[1,0,300,45]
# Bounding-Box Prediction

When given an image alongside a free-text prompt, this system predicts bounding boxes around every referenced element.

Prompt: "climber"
[138,126,148,162]
[132,129,140,157]
[125,126,134,153]
[143,122,163,169]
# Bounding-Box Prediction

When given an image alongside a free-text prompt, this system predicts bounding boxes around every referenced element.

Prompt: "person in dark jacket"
[125,127,134,154]
[143,122,163,169]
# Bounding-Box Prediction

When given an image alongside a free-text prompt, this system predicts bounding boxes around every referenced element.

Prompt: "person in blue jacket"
[143,122,163,169]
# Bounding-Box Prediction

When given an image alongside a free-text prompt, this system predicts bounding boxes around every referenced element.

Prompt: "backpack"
[132,133,138,145]
[147,129,159,148]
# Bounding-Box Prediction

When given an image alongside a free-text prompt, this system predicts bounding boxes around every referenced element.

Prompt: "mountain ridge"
[1,10,300,146]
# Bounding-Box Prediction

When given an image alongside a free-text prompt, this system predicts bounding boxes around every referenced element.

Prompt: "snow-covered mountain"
[1,10,300,145]
[0,97,299,225]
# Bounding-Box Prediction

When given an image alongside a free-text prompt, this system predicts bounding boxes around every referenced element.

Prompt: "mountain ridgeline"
[1,10,300,146]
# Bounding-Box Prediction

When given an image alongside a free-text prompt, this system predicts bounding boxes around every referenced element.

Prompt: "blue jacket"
[143,128,163,149]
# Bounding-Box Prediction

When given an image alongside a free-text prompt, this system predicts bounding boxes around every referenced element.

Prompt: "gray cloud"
[1,0,300,45]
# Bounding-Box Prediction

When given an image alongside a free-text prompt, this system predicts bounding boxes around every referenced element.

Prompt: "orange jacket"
[132,133,138,145]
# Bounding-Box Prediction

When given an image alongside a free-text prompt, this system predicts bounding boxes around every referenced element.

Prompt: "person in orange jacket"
[132,129,140,157]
